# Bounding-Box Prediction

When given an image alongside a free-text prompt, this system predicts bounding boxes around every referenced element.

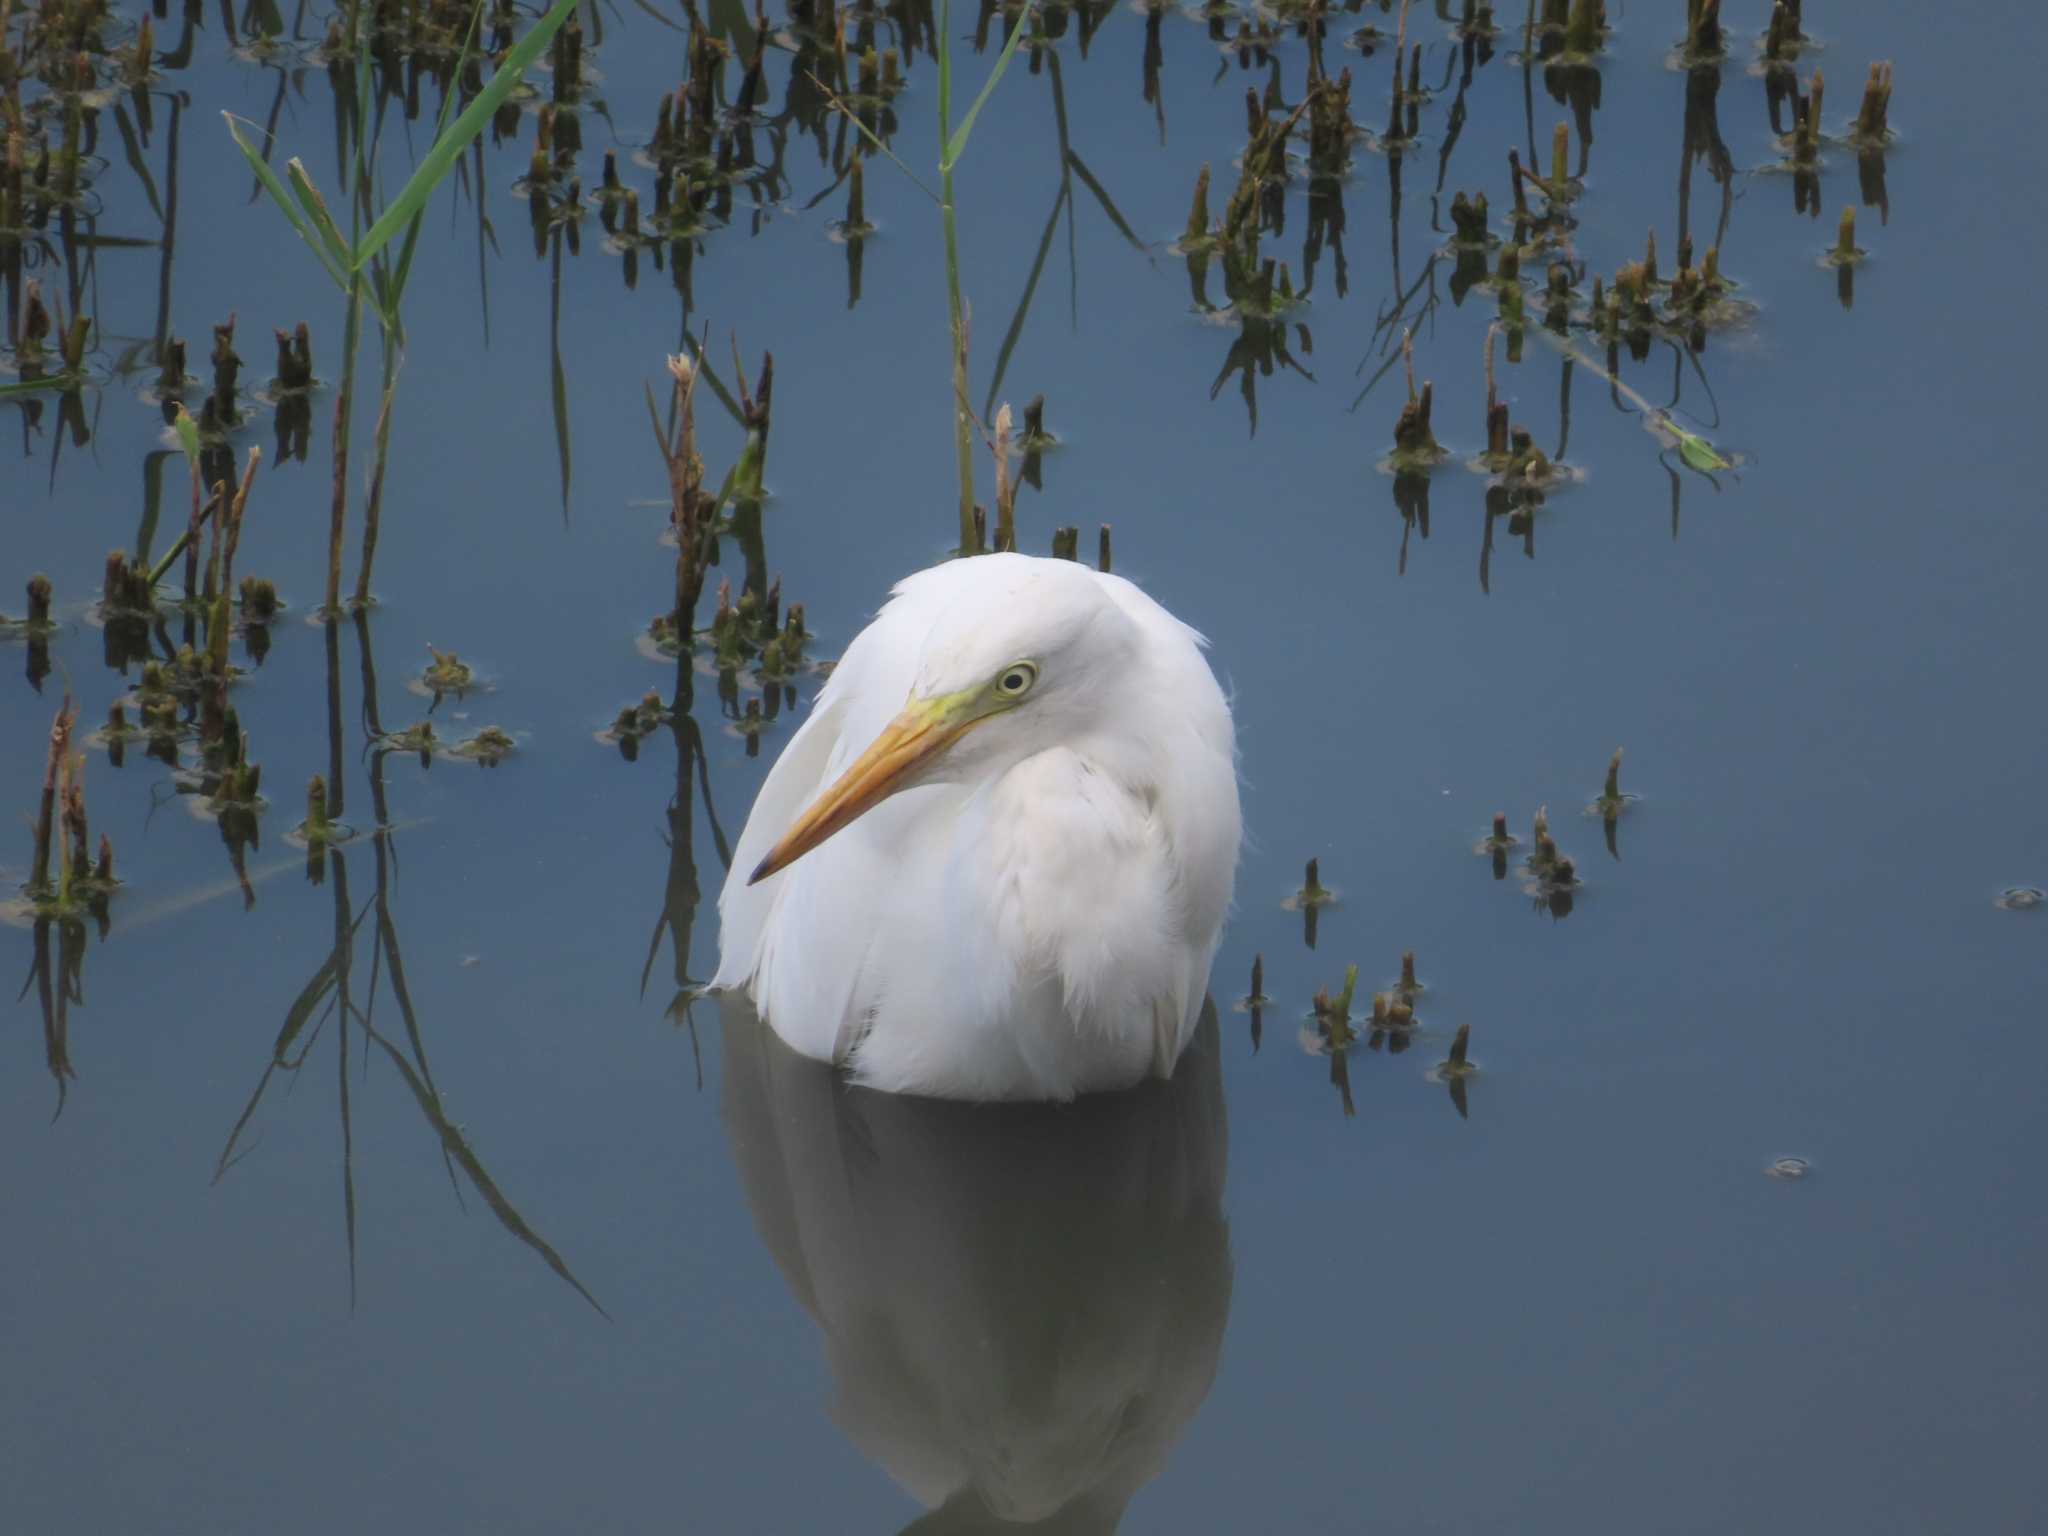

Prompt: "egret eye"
[994,661,1039,700]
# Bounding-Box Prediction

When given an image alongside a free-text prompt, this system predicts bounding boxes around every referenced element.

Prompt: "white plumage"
[713,553,1240,1101]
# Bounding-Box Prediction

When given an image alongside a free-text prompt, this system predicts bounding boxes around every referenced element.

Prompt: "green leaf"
[941,9,1029,173]
[804,69,940,204]
[350,0,580,273]
[172,403,202,468]
[222,114,351,291]
[1675,429,1730,473]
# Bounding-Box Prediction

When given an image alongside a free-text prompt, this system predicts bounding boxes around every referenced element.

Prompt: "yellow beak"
[748,695,980,885]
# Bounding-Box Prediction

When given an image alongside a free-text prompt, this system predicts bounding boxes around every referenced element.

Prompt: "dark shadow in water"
[721,994,1232,1535]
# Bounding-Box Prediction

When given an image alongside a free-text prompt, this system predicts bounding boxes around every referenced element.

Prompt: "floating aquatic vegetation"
[1369,988,1417,1039]
[2,574,56,641]
[1506,125,1585,227]
[1844,61,1895,149]
[196,315,245,437]
[375,720,444,766]
[1424,1023,1477,1117]
[85,700,149,769]
[600,691,673,761]
[1818,202,1866,309]
[1301,63,1362,181]
[126,638,243,706]
[1283,857,1337,949]
[1234,952,1272,1054]
[1470,324,1569,486]
[237,577,282,626]
[1522,803,1581,917]
[191,723,265,815]
[1588,748,1634,818]
[1756,0,1811,69]
[287,774,355,851]
[1450,0,1500,42]
[726,698,773,758]
[825,155,876,247]
[1475,811,1520,880]
[1383,331,1448,473]
[1448,189,1497,250]
[1306,963,1361,1054]
[1394,948,1424,999]
[1586,747,1636,858]
[413,646,484,704]
[9,697,119,927]
[1671,0,1725,68]
[449,726,518,765]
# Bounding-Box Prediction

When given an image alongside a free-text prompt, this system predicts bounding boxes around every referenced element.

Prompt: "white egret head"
[748,561,1143,885]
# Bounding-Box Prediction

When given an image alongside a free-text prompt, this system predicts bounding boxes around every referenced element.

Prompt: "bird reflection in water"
[721,995,1232,1535]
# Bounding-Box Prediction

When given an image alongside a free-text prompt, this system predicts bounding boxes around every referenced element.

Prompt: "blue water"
[5,1,2046,1529]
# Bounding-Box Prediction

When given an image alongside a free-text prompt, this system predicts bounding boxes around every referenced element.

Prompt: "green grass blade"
[942,9,1029,172]
[803,70,940,204]
[351,0,579,273]
[287,158,355,273]
[222,115,350,290]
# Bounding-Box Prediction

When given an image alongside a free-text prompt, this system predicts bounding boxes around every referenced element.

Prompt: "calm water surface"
[5,1,2046,1530]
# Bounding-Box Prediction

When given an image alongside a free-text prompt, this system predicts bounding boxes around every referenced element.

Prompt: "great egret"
[713,553,1240,1101]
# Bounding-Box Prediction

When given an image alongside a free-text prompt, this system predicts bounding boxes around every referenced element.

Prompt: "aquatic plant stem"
[353,331,399,610]
[327,254,363,616]
[944,187,977,552]
[937,0,978,554]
